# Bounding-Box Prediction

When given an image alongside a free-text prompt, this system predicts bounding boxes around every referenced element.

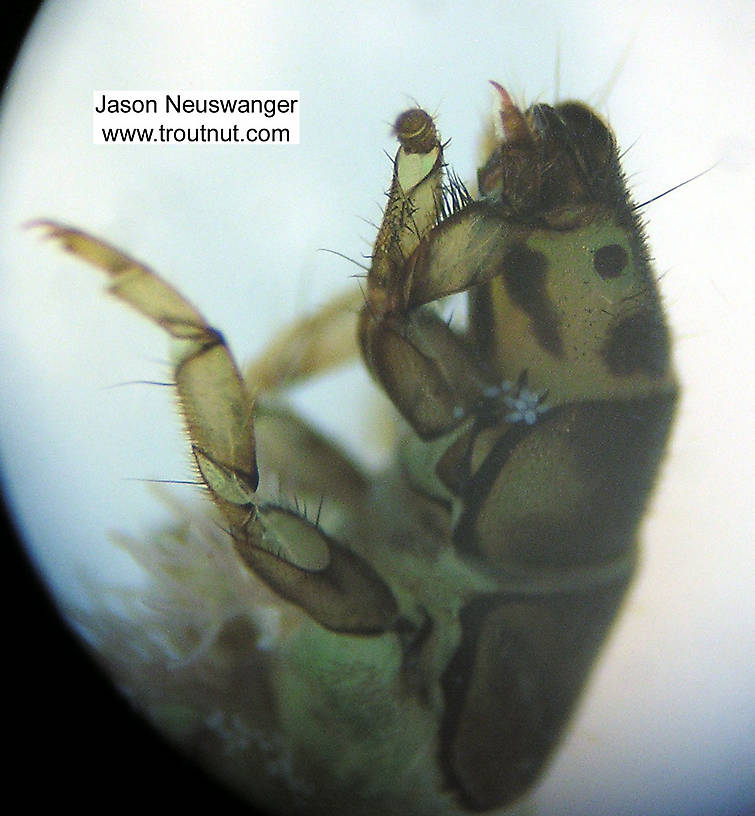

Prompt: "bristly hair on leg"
[439,167,473,220]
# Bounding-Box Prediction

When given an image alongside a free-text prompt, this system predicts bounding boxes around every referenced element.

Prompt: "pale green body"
[36,88,676,815]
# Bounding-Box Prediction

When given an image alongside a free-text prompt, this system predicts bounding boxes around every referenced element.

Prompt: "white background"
[0,1,752,814]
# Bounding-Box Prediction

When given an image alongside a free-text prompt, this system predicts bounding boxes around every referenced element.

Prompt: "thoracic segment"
[358,87,677,812]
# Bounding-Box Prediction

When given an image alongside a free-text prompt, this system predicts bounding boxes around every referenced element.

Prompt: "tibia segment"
[30,221,258,526]
[367,109,444,316]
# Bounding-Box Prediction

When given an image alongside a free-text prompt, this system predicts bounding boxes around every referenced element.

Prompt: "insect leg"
[359,108,528,439]
[33,221,398,634]
[30,219,259,529]
[242,285,374,509]
[244,288,363,396]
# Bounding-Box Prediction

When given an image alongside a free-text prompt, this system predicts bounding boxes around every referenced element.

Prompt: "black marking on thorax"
[501,243,563,356]
[592,243,628,279]
[600,308,671,377]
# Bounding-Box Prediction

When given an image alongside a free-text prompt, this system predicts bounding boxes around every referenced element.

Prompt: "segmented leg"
[32,220,398,635]
[243,286,373,507]
[244,287,363,396]
[359,109,531,439]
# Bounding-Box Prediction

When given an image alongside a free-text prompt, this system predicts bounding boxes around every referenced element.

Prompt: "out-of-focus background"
[0,1,752,814]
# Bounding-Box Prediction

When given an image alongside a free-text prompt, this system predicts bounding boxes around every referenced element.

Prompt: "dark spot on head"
[600,308,670,377]
[593,243,628,279]
[502,244,563,356]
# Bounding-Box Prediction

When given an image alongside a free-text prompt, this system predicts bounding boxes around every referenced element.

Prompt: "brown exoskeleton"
[33,83,677,815]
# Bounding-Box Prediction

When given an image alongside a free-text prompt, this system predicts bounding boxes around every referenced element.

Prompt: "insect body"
[34,84,677,814]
